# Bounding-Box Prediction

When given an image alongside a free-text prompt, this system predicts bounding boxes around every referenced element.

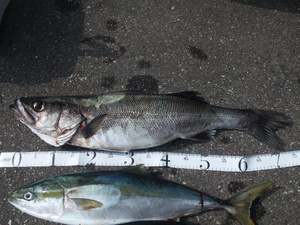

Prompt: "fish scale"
[10,92,292,151]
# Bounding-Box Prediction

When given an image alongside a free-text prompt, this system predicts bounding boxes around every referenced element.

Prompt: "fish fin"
[172,217,180,222]
[123,164,150,176]
[186,130,216,141]
[82,114,109,139]
[238,109,292,150]
[224,181,275,225]
[168,91,209,104]
[71,198,103,210]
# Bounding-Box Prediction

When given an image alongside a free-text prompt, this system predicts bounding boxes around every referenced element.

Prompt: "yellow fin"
[225,181,275,225]
[71,198,103,210]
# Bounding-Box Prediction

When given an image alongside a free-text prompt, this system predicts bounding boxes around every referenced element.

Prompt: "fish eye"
[23,191,34,201]
[32,101,45,112]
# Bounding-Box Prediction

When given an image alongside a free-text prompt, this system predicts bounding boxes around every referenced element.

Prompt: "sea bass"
[9,92,292,151]
[8,166,274,225]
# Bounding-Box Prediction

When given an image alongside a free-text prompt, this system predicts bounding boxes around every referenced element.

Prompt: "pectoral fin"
[71,198,103,210]
[82,114,109,139]
[186,130,216,142]
[168,91,209,104]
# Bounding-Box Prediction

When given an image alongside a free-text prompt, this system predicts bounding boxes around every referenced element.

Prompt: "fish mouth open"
[9,99,36,125]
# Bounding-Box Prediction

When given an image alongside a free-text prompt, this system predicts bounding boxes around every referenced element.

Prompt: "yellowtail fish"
[8,166,274,225]
[10,92,292,151]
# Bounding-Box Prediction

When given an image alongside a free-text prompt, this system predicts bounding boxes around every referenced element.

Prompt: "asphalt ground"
[0,0,299,224]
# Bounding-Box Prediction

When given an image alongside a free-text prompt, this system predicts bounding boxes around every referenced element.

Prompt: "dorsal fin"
[122,165,150,176]
[168,91,209,104]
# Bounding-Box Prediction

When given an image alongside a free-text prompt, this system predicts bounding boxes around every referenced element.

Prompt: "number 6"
[238,158,248,172]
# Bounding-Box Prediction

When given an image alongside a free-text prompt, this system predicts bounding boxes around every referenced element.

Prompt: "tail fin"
[239,109,292,150]
[224,181,275,225]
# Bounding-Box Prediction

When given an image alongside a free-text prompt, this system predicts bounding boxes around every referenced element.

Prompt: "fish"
[9,91,292,151]
[120,222,193,225]
[8,166,274,225]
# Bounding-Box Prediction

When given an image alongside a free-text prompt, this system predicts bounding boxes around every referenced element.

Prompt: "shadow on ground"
[232,0,300,13]
[0,0,125,85]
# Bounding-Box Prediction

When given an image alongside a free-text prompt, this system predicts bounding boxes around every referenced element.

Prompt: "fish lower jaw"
[8,198,22,208]
[29,128,64,147]
[9,200,65,223]
[27,124,81,147]
[14,100,36,125]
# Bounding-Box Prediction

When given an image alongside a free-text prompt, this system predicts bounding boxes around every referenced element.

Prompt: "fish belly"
[71,116,211,151]
[58,197,200,225]
[56,173,203,225]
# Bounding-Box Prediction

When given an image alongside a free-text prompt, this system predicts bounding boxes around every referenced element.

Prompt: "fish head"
[9,97,85,147]
[8,178,65,221]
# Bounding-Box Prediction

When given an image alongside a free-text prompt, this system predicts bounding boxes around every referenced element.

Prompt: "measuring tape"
[0,150,299,172]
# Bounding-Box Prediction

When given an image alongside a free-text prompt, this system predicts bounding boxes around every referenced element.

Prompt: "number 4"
[161,153,170,167]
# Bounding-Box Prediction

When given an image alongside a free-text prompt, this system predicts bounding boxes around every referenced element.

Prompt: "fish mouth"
[8,195,28,213]
[7,192,20,206]
[7,195,16,205]
[9,99,36,125]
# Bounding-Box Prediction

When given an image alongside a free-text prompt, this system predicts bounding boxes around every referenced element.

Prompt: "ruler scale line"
[0,150,299,172]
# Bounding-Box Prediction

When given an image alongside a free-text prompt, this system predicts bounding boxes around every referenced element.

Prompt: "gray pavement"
[0,0,299,224]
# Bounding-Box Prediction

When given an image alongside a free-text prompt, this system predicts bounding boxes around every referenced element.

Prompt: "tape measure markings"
[0,150,299,172]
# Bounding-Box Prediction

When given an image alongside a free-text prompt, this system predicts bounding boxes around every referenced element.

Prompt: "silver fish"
[8,166,274,225]
[9,92,292,151]
[120,222,192,225]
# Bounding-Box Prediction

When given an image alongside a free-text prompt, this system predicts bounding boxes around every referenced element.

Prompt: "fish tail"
[238,109,292,150]
[223,181,275,225]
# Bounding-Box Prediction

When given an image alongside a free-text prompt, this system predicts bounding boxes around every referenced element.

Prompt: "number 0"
[12,152,22,167]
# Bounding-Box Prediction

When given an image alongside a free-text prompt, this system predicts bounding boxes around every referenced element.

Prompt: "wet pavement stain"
[106,19,118,31]
[119,45,127,55]
[102,45,127,63]
[188,45,208,60]
[79,35,121,60]
[101,76,117,89]
[138,60,152,69]
[227,181,246,194]
[220,135,231,144]
[250,197,266,224]
[126,75,159,94]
